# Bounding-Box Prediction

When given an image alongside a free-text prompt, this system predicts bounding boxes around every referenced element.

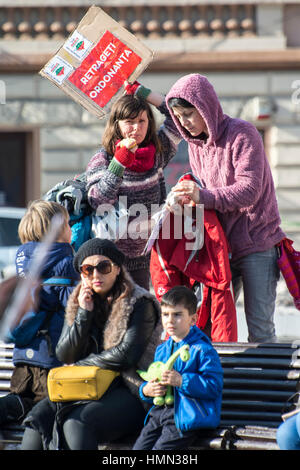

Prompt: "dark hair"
[161,286,197,316]
[102,94,162,155]
[167,97,194,109]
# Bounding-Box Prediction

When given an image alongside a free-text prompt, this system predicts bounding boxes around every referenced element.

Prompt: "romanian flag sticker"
[43,56,74,85]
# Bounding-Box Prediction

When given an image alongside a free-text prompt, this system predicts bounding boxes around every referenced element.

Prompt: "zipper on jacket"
[191,398,208,418]
[173,390,184,437]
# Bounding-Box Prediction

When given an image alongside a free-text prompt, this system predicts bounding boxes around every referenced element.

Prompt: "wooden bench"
[0,342,24,449]
[101,341,300,451]
[1,341,300,450]
[192,341,300,450]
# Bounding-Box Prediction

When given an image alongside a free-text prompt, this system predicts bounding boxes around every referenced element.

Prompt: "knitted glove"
[108,138,137,176]
[125,81,152,100]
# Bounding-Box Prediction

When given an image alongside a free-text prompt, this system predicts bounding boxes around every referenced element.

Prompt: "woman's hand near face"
[78,276,94,311]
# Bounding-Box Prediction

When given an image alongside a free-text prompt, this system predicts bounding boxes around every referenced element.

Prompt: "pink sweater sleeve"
[199,124,265,213]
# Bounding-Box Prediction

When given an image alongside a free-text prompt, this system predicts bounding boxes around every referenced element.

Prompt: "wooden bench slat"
[222,388,292,401]
[220,356,300,368]
[223,368,300,380]
[221,399,287,411]
[0,340,299,450]
[223,377,297,390]
[221,409,282,421]
[0,360,14,369]
[215,342,300,352]
[0,371,13,380]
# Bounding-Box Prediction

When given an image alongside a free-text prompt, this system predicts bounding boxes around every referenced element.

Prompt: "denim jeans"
[277,412,300,450]
[230,247,280,343]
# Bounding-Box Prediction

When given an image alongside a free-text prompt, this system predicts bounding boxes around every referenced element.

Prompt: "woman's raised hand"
[78,276,94,311]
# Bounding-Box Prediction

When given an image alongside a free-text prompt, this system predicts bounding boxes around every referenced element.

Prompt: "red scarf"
[116,141,156,173]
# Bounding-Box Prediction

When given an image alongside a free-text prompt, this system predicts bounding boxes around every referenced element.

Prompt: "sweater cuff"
[199,188,215,210]
[139,382,154,404]
[136,85,152,100]
[108,157,125,177]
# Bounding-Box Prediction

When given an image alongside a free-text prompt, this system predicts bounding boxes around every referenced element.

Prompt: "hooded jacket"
[56,275,161,398]
[166,74,285,261]
[150,208,237,342]
[139,325,223,432]
[12,241,79,369]
[149,172,237,342]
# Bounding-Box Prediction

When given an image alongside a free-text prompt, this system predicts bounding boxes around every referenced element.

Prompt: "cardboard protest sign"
[40,6,153,119]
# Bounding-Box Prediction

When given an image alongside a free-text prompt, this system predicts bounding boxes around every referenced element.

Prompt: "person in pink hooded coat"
[129,74,285,343]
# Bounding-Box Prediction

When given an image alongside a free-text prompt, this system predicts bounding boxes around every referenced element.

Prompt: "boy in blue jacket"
[0,200,79,426]
[133,285,223,450]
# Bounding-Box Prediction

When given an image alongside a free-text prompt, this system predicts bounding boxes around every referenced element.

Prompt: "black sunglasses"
[80,260,115,277]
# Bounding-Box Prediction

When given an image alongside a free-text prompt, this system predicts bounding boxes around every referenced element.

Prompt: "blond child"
[0,200,78,426]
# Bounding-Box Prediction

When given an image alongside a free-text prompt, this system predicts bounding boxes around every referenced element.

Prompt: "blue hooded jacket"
[140,325,223,432]
[12,241,79,369]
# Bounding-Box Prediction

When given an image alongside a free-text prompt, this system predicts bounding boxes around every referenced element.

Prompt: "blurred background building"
[0,0,299,248]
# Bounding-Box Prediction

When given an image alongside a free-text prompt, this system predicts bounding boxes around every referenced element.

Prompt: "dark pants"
[133,406,197,450]
[0,365,48,424]
[21,381,146,450]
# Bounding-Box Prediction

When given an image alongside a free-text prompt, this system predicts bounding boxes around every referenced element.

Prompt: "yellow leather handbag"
[47,366,119,402]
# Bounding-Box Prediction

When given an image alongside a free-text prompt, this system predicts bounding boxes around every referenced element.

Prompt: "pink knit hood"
[165,74,285,260]
[166,74,228,146]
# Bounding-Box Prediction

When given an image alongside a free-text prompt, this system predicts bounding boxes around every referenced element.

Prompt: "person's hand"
[124,80,152,101]
[171,180,200,205]
[118,138,138,152]
[161,370,182,388]
[142,379,167,398]
[78,276,94,311]
[114,138,137,168]
[124,80,141,95]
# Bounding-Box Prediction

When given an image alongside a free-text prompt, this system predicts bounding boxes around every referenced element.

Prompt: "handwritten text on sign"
[68,30,142,107]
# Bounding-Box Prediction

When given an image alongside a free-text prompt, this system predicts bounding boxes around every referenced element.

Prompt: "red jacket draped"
[150,208,237,342]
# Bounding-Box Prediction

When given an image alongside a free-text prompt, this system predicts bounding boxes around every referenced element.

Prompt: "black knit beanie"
[73,238,125,272]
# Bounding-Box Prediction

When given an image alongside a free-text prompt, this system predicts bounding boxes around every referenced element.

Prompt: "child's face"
[57,217,72,244]
[118,110,149,146]
[161,303,197,342]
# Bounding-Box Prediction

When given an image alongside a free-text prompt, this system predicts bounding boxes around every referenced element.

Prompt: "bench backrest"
[1,341,299,430]
[0,342,14,398]
[214,342,300,428]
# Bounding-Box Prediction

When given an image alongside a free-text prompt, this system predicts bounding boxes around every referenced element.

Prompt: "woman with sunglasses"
[20,238,160,450]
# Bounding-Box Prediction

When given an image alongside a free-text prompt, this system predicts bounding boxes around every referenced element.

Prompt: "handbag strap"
[37,276,74,355]
[42,277,74,286]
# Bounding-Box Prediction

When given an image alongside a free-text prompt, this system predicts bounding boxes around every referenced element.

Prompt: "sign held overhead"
[40,6,153,119]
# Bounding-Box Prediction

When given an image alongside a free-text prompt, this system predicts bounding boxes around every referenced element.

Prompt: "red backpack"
[277,238,300,310]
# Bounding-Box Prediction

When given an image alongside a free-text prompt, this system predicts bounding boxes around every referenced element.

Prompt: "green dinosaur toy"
[137,344,190,406]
